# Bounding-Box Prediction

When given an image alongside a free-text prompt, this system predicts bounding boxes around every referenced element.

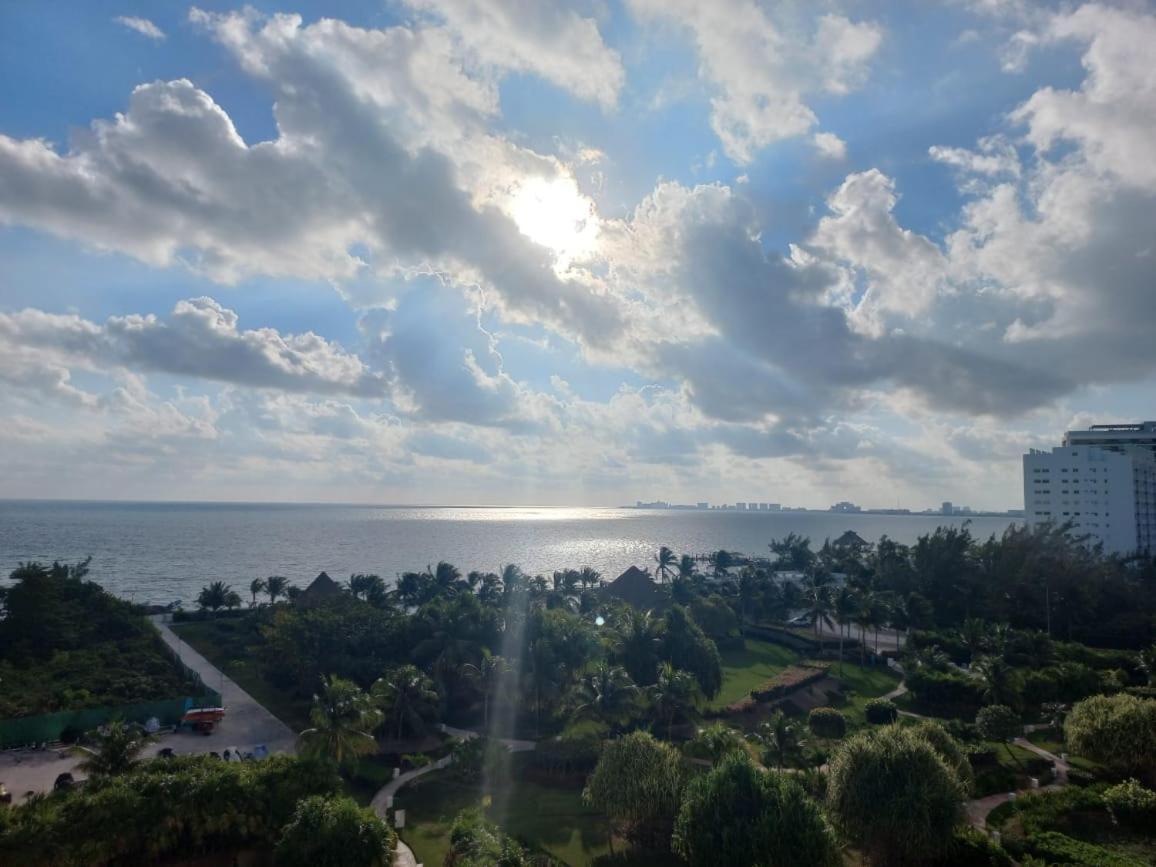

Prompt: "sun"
[507,175,600,265]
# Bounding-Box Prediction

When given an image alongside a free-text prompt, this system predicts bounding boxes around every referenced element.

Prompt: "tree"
[196,580,232,612]
[578,566,601,590]
[275,795,396,867]
[755,711,804,770]
[673,752,837,867]
[266,575,290,605]
[445,808,532,867]
[1064,694,1156,784]
[802,573,835,650]
[833,586,858,671]
[808,707,847,739]
[689,722,748,763]
[660,606,722,699]
[975,704,1023,771]
[677,555,698,581]
[224,589,243,610]
[348,573,386,603]
[611,608,663,686]
[372,664,439,741]
[908,719,974,795]
[250,577,267,607]
[708,549,734,578]
[461,652,509,729]
[1139,644,1156,686]
[70,720,155,777]
[770,533,816,572]
[654,546,677,584]
[583,731,685,853]
[826,727,965,867]
[298,676,381,767]
[974,655,1022,710]
[568,663,639,729]
[647,663,702,740]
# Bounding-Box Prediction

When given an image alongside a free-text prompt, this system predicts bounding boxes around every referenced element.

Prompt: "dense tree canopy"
[673,752,837,867]
[827,727,966,867]
[275,795,396,867]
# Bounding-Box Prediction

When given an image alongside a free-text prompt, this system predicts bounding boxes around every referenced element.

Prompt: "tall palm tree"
[70,721,155,777]
[527,637,562,736]
[299,676,382,766]
[802,573,834,651]
[833,586,858,672]
[654,547,677,584]
[677,554,698,581]
[197,580,231,612]
[429,562,465,597]
[461,652,509,728]
[249,578,266,608]
[265,575,289,605]
[348,573,383,601]
[568,663,639,729]
[853,590,875,665]
[372,665,440,741]
[647,663,702,740]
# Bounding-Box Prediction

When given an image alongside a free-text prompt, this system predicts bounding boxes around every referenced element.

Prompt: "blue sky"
[1,0,1154,508]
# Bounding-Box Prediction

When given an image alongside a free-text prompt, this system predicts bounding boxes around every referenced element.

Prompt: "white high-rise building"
[1024,422,1156,556]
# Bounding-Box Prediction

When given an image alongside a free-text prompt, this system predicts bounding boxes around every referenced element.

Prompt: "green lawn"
[397,770,611,866]
[171,618,312,731]
[707,638,798,709]
[823,661,902,730]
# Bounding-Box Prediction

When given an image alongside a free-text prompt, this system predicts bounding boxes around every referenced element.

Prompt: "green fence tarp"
[0,692,222,748]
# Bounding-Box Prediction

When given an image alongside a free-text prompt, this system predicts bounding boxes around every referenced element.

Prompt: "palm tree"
[461,652,509,728]
[974,656,1021,710]
[960,618,989,664]
[568,663,639,729]
[429,562,465,597]
[70,720,155,777]
[224,589,243,611]
[527,637,562,736]
[833,586,858,672]
[249,578,266,608]
[677,554,698,581]
[579,566,601,590]
[853,590,875,665]
[756,711,804,770]
[610,608,663,685]
[647,663,702,740]
[265,575,289,605]
[372,665,439,741]
[736,570,763,636]
[802,573,835,651]
[348,573,386,602]
[708,550,734,579]
[298,676,382,766]
[654,547,677,584]
[197,580,232,612]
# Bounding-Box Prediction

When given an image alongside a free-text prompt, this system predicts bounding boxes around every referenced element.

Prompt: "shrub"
[808,707,846,739]
[975,705,1021,743]
[1025,831,1146,867]
[445,808,531,867]
[906,668,985,712]
[864,698,898,724]
[1102,779,1156,828]
[750,665,829,701]
[275,795,395,867]
[935,827,1013,867]
[1065,694,1156,783]
[827,727,965,866]
[673,753,837,867]
[910,719,974,794]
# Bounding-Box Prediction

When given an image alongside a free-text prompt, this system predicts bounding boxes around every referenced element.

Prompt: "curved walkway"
[966,737,1069,828]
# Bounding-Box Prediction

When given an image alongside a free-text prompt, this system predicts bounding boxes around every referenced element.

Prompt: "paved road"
[0,617,296,803]
[817,620,906,653]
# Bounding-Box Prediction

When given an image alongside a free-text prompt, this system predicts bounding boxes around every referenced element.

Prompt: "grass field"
[397,769,611,866]
[824,660,902,729]
[1025,730,1102,773]
[707,638,798,709]
[171,617,312,731]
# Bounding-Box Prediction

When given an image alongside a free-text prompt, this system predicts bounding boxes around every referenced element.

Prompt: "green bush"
[1065,694,1156,782]
[275,795,395,867]
[1025,831,1147,867]
[864,698,898,724]
[935,827,1013,867]
[909,719,974,794]
[808,707,846,739]
[1102,779,1156,828]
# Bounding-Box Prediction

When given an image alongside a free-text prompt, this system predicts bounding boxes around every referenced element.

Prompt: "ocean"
[0,500,1018,606]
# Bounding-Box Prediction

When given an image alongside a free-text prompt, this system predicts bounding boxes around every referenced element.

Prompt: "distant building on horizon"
[1024,421,1156,556]
[830,501,861,513]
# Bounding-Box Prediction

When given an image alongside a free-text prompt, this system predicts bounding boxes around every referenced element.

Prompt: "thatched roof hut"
[600,565,665,610]
[296,571,344,608]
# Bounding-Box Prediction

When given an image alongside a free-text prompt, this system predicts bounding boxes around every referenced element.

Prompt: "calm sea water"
[0,501,1018,606]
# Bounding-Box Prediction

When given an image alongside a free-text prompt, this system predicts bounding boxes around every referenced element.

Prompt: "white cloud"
[400,0,623,108]
[628,0,882,163]
[115,16,165,41]
[813,132,848,160]
[929,135,1020,177]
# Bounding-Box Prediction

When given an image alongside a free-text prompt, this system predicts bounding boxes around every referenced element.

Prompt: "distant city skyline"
[2,3,1155,507]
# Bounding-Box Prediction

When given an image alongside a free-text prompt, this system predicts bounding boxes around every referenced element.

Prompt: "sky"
[0,0,1154,509]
